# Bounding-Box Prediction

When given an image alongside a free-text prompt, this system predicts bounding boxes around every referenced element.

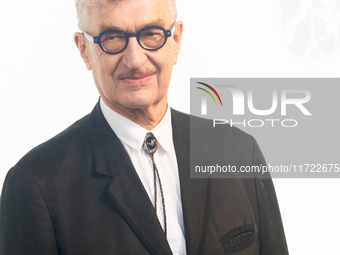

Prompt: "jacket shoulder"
[171,108,254,145]
[15,114,91,175]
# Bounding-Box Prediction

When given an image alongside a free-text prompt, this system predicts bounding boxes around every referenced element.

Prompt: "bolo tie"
[143,132,167,237]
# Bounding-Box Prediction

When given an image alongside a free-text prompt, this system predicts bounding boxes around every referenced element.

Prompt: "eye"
[100,32,126,52]
[144,31,162,37]
[141,29,164,39]
[101,33,125,43]
[107,35,117,40]
[139,28,166,49]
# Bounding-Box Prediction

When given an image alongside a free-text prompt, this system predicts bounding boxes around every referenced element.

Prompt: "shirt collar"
[100,98,173,153]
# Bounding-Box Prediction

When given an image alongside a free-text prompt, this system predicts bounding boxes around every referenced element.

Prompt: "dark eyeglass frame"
[83,22,176,55]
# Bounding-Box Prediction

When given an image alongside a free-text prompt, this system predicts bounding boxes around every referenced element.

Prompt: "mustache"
[116,68,159,79]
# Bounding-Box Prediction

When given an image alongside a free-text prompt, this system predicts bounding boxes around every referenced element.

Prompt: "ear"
[74,32,92,70]
[172,20,183,65]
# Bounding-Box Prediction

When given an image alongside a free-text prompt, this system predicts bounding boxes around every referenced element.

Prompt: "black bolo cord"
[143,132,167,237]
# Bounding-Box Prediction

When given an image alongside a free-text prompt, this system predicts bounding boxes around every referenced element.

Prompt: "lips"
[119,73,153,85]
[116,67,159,85]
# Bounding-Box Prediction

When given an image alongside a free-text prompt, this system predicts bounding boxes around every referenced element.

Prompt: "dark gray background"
[191,78,340,178]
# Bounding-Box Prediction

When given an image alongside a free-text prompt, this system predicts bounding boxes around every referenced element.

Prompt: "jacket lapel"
[88,102,172,255]
[171,109,209,255]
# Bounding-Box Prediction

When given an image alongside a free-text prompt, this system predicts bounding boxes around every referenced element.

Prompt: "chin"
[123,91,157,106]
[126,100,156,110]
[115,97,153,109]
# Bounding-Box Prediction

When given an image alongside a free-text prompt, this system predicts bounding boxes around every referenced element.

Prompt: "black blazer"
[0,103,288,255]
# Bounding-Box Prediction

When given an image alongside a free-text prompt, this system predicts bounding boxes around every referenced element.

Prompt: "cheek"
[90,62,116,99]
[159,58,174,87]
[155,48,175,84]
[92,56,119,85]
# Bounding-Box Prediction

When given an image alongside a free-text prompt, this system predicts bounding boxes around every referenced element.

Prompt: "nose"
[121,37,148,70]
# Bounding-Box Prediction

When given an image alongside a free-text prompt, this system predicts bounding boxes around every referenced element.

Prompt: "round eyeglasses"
[83,23,176,55]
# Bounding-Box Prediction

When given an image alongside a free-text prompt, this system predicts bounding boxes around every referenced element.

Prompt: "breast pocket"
[220,224,256,254]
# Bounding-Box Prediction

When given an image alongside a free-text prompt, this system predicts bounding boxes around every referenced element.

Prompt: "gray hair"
[75,0,177,31]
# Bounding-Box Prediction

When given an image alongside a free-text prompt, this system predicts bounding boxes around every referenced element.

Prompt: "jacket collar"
[88,102,209,254]
[171,109,209,255]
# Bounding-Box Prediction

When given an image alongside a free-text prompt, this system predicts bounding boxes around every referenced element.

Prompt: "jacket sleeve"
[0,166,58,255]
[252,137,289,255]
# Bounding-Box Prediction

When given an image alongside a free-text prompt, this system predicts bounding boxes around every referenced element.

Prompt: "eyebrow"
[98,19,167,34]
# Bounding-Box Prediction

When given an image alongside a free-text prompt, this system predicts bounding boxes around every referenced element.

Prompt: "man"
[0,0,288,254]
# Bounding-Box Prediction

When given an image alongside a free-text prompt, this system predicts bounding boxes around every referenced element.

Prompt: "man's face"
[77,0,182,116]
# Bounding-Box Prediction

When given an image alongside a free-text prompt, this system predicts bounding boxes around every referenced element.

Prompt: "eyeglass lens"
[100,28,166,53]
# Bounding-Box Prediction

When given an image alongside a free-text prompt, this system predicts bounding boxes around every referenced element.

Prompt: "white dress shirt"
[100,98,187,255]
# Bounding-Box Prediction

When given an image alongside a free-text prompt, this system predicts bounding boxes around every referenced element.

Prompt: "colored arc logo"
[196,82,223,106]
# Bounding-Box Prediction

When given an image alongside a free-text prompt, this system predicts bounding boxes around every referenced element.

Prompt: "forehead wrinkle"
[99,18,168,34]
